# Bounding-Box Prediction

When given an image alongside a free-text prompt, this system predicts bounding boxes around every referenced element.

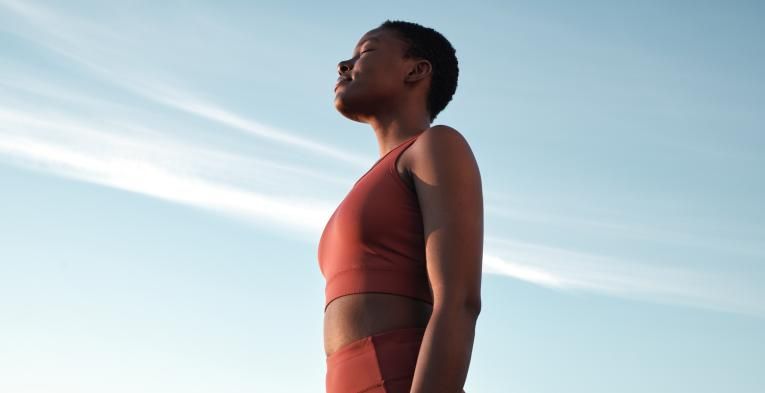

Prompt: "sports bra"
[318,133,433,312]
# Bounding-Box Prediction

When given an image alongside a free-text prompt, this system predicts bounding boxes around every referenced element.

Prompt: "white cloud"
[0,109,336,237]
[0,0,370,168]
[484,236,764,317]
[1,0,762,319]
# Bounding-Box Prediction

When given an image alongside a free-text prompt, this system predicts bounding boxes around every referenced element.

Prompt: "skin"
[327,27,483,393]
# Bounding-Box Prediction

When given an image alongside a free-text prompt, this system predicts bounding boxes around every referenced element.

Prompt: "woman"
[319,20,483,393]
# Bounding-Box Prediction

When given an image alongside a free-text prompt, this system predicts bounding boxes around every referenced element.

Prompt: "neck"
[365,98,431,158]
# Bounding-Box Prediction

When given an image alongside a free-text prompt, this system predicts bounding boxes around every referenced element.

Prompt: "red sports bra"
[318,133,433,311]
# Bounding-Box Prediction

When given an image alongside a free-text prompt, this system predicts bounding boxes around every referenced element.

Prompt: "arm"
[408,126,483,393]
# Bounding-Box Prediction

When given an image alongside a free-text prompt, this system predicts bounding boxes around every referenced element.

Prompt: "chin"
[334,96,366,123]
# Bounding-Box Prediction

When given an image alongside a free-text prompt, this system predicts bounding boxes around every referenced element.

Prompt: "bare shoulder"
[416,124,471,147]
[409,124,480,185]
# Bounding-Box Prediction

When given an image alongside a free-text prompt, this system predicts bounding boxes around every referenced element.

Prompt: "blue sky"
[0,1,763,392]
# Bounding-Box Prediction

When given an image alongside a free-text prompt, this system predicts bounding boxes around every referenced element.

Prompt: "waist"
[324,267,433,311]
[323,293,433,357]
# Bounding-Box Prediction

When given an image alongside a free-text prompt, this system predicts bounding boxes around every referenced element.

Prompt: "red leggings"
[326,326,426,393]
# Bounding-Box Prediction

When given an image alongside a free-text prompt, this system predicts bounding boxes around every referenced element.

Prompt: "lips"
[335,76,352,91]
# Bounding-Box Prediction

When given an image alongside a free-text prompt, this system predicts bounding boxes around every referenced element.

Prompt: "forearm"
[410,305,479,393]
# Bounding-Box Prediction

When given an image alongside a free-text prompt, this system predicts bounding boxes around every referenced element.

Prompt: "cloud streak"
[2,104,761,318]
[484,236,764,317]
[0,0,762,318]
[0,108,336,236]
[0,0,370,167]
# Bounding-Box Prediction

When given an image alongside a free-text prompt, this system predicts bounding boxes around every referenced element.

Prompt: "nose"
[337,60,352,77]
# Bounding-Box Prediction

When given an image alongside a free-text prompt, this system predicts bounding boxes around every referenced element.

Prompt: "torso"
[323,143,433,357]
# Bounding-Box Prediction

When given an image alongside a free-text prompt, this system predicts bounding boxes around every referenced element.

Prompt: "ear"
[404,59,432,83]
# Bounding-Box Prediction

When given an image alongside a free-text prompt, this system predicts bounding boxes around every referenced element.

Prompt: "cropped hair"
[378,20,459,122]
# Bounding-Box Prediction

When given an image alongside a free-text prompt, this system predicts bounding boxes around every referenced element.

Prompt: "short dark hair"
[378,20,459,123]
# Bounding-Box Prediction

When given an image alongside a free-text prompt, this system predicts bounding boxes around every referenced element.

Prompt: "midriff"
[324,293,433,357]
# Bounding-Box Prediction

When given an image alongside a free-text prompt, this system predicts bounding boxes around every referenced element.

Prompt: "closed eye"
[350,48,374,60]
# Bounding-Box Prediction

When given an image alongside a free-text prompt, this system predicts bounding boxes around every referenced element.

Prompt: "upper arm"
[410,125,483,313]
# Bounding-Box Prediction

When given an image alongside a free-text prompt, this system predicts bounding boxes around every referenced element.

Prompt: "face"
[333,28,412,122]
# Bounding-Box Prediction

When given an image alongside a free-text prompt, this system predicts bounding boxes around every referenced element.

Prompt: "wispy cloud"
[1,0,762,319]
[0,0,370,167]
[145,88,371,166]
[484,236,764,317]
[0,108,336,236]
[2,105,760,318]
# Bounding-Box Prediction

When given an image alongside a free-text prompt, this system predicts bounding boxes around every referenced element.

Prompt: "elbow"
[433,296,481,317]
[465,297,481,317]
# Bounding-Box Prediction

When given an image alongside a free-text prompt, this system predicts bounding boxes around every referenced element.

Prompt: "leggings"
[326,326,426,393]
